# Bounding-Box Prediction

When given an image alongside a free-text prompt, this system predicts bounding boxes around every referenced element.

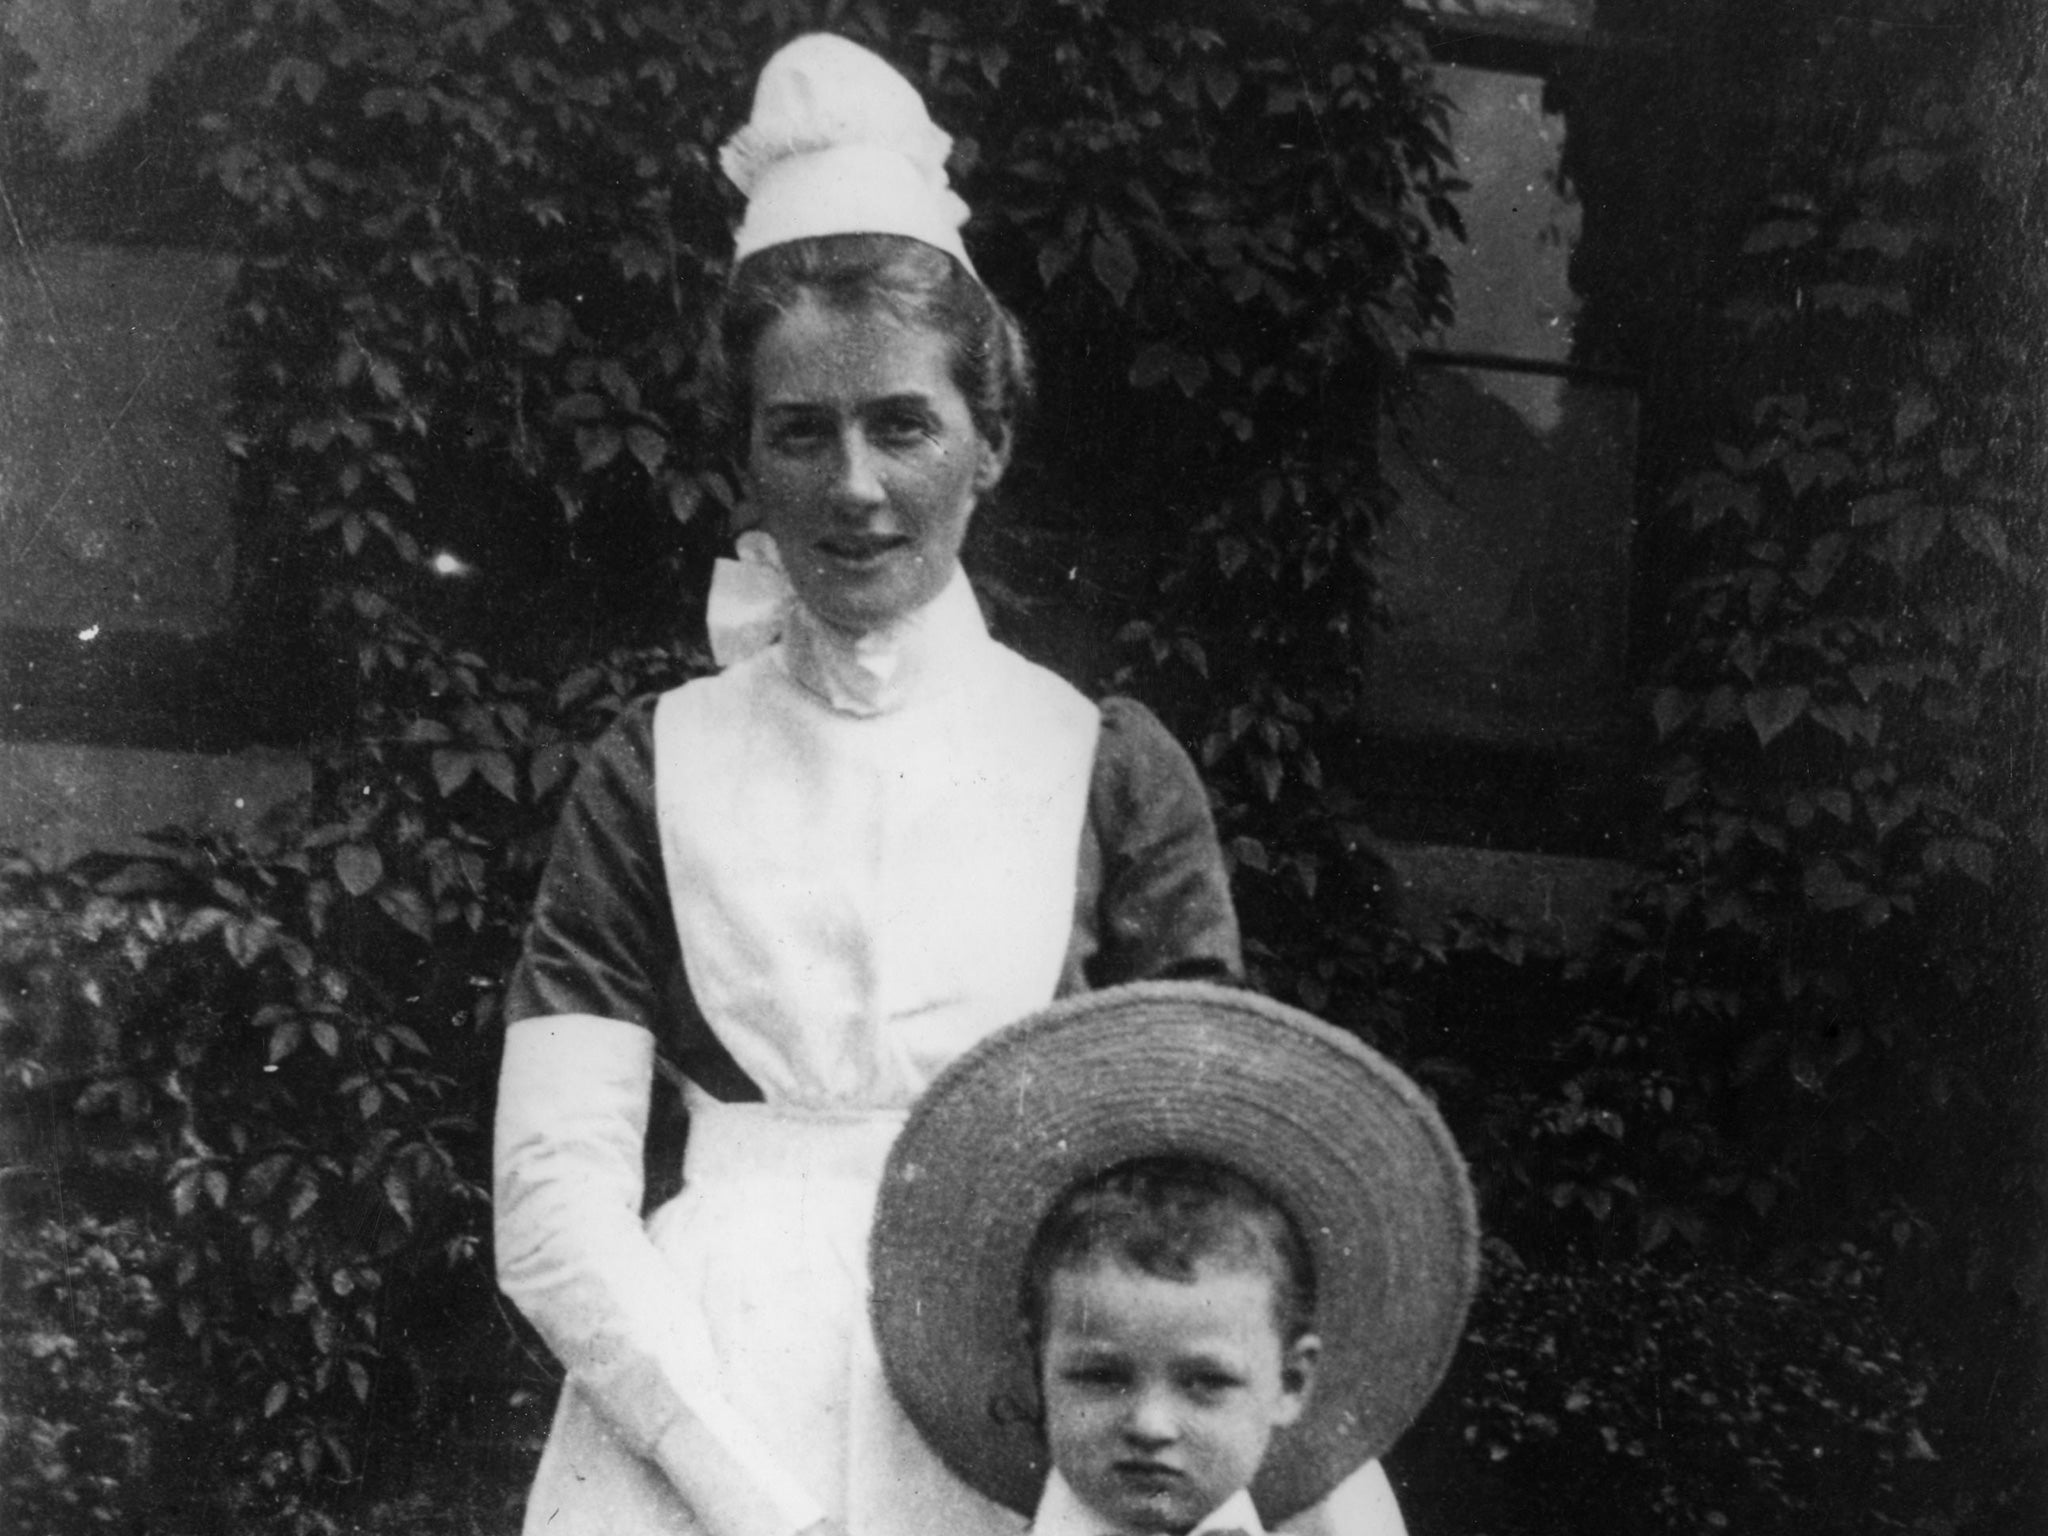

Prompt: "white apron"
[520,576,1100,1536]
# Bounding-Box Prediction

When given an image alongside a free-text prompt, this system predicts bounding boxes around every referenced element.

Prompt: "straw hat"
[869,981,1479,1521]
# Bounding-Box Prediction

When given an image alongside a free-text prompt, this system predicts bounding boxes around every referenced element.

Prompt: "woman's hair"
[1019,1155,1318,1348]
[704,232,1034,461]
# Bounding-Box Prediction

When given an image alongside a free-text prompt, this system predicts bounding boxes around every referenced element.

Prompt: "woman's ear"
[973,429,1012,495]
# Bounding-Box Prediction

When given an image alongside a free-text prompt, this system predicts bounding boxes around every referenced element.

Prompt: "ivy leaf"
[1205,61,1240,108]
[335,845,384,898]
[224,917,271,968]
[1925,838,1994,885]
[1782,449,1851,499]
[1837,217,1917,257]
[384,1170,415,1228]
[1953,507,2011,569]
[366,356,403,401]
[269,1017,305,1063]
[1677,472,1761,531]
[376,885,434,941]
[626,426,667,475]
[1880,504,1945,570]
[1951,840,1994,885]
[1254,753,1283,801]
[1743,686,1809,746]
[612,236,665,284]
[1651,688,1695,740]
[530,741,575,798]
[576,426,622,471]
[1036,233,1079,288]
[1792,533,1846,597]
[551,392,606,423]
[476,750,519,801]
[432,751,477,797]
[1802,857,1868,911]
[1893,388,1938,443]
[1090,228,1138,308]
[244,1153,295,1202]
[1811,703,1880,745]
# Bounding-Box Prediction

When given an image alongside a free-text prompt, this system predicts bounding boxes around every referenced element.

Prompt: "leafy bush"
[1400,1249,1934,1536]
[0,623,697,1528]
[0,1213,190,1534]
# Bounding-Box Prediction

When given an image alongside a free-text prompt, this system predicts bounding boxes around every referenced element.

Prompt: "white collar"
[775,561,987,718]
[1029,1469,1265,1536]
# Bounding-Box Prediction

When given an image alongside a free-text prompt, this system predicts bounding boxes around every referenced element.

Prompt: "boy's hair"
[1019,1154,1318,1347]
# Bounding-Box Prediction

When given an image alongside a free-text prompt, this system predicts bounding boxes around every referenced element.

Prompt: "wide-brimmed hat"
[869,980,1478,1521]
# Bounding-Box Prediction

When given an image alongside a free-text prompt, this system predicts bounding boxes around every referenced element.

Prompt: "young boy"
[1021,1155,1321,1536]
[869,980,1477,1536]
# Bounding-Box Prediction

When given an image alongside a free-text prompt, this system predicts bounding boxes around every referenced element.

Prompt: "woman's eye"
[763,416,829,452]
[1061,1364,1128,1391]
[1185,1372,1241,1399]
[871,410,934,445]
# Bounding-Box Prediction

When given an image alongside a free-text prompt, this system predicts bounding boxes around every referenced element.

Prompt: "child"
[869,980,1478,1536]
[1022,1155,1324,1536]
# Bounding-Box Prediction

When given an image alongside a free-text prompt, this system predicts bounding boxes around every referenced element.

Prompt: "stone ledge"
[0,741,309,867]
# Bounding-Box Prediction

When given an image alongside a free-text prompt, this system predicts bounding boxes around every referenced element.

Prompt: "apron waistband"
[681,1090,908,1187]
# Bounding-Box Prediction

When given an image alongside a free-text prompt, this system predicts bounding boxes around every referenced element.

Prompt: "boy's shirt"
[1030,1470,1264,1536]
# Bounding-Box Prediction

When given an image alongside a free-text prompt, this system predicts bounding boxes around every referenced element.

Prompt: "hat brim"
[869,980,1478,1521]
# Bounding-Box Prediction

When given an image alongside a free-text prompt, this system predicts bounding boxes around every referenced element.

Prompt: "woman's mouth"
[815,534,910,567]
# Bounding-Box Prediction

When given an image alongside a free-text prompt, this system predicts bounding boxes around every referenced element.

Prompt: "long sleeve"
[1062,697,1243,992]
[494,1016,827,1536]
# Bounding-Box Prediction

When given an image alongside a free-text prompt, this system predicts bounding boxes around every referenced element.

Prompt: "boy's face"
[1038,1256,1318,1534]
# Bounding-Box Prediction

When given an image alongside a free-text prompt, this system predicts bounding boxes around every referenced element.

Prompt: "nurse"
[492,31,1409,1536]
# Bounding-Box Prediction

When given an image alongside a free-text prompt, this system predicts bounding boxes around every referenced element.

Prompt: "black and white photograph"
[2,3,2042,1535]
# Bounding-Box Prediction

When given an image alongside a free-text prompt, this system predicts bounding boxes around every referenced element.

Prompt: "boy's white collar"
[1030,1469,1265,1536]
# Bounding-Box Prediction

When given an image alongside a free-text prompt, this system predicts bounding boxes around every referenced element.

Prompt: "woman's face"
[745,297,1005,634]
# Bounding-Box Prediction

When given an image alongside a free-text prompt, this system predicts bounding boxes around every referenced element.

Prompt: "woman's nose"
[830,430,886,507]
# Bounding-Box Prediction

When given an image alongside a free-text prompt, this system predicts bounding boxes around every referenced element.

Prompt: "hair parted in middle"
[1019,1153,1319,1351]
[704,231,1035,465]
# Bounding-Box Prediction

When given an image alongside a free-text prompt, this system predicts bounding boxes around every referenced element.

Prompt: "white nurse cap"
[719,33,977,275]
